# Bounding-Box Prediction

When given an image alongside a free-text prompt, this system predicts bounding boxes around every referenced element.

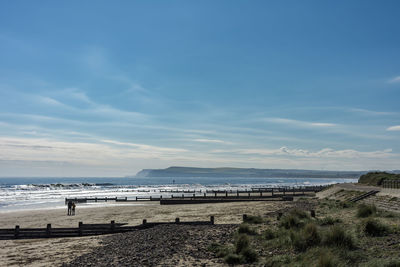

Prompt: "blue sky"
[0,1,399,176]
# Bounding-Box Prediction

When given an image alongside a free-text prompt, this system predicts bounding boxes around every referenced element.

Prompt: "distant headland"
[135,166,367,178]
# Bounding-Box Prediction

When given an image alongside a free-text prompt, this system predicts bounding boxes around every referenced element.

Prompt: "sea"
[0,177,357,212]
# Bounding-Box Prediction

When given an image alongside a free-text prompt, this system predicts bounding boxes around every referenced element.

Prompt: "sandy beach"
[0,201,291,266]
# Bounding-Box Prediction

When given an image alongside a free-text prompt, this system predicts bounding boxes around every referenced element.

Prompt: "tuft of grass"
[263,228,276,240]
[279,208,311,229]
[319,216,342,226]
[363,218,390,237]
[238,223,257,235]
[243,215,264,224]
[223,234,259,264]
[357,203,377,218]
[323,225,355,249]
[290,223,321,251]
[224,253,243,264]
[280,214,303,229]
[290,208,309,219]
[317,249,337,267]
[263,254,292,266]
[241,247,258,263]
[366,259,400,267]
[235,234,250,254]
[339,201,354,209]
[385,260,400,267]
[207,242,232,258]
[303,223,321,246]
[378,210,399,218]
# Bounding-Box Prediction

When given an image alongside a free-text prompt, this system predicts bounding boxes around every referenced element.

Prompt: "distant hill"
[135,166,365,178]
[358,171,400,186]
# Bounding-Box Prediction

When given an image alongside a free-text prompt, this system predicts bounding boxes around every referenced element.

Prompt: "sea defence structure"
[0,217,216,240]
[65,185,326,205]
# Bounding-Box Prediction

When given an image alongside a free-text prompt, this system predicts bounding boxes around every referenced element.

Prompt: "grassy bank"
[209,199,400,266]
[359,172,400,186]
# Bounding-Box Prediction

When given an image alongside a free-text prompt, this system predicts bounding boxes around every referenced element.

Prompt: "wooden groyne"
[0,217,215,240]
[65,185,326,204]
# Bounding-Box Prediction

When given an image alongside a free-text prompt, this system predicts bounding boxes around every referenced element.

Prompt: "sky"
[0,1,399,177]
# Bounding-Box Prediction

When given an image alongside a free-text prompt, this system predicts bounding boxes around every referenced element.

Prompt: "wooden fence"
[382,180,400,189]
[0,217,215,240]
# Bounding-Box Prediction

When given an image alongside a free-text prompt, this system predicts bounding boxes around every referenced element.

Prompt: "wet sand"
[0,201,290,266]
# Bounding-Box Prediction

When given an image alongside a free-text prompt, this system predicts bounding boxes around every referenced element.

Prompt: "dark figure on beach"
[67,200,72,216]
[72,202,76,216]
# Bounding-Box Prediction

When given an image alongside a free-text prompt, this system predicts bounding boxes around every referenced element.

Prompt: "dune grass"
[208,197,399,266]
[357,203,377,218]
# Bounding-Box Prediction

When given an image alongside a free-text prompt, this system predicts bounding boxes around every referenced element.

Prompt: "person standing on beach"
[67,200,72,215]
[72,202,76,216]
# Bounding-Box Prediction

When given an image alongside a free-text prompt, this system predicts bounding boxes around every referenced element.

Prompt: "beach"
[0,201,291,266]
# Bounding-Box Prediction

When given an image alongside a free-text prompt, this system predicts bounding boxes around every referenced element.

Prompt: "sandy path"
[0,201,290,266]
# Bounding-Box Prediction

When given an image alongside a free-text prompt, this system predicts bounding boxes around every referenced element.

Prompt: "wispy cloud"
[388,76,400,84]
[264,118,337,128]
[193,138,231,144]
[212,146,395,159]
[387,125,400,131]
[31,89,149,122]
[101,139,187,153]
[0,137,187,165]
[348,108,396,116]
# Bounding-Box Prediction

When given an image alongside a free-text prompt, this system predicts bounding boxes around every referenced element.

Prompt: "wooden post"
[136,196,138,201]
[110,220,115,232]
[150,196,152,200]
[215,192,217,197]
[95,197,97,202]
[310,210,316,218]
[248,192,250,198]
[78,222,83,236]
[283,188,286,196]
[14,225,19,239]
[175,217,180,223]
[142,219,147,225]
[193,193,196,198]
[243,214,247,222]
[225,191,228,197]
[260,191,262,197]
[237,191,239,197]
[46,224,51,237]
[272,189,274,196]
[210,216,215,225]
